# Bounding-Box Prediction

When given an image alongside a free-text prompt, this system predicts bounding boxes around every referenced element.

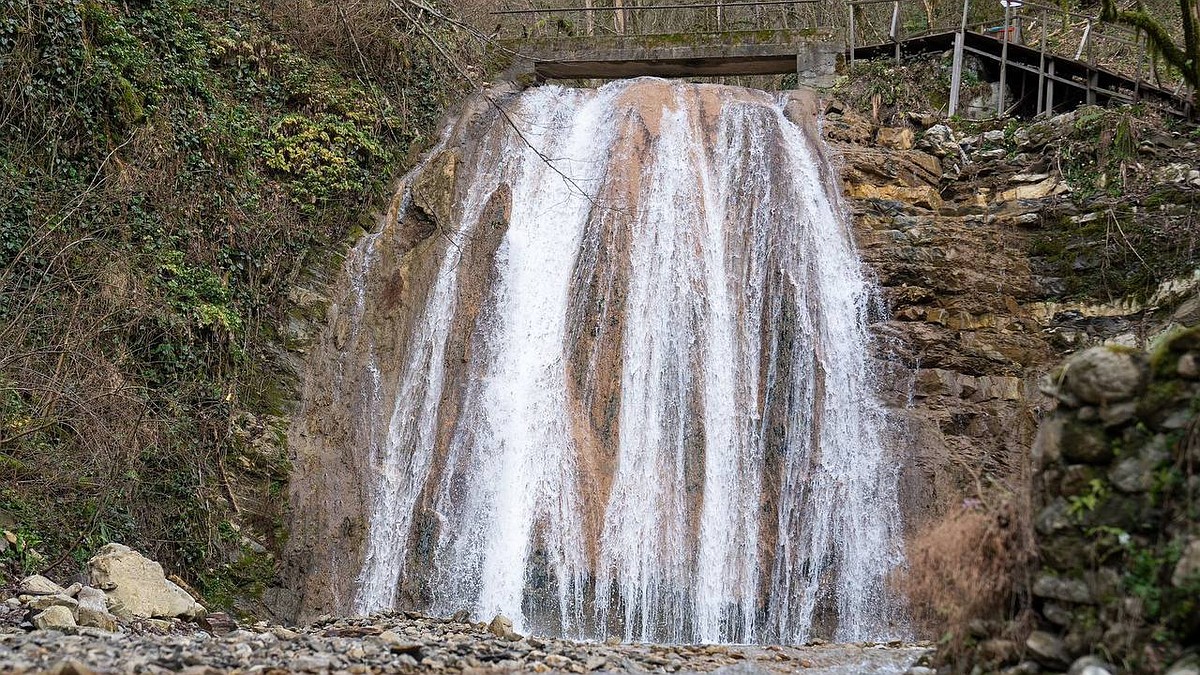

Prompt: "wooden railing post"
[849,3,856,72]
[889,0,901,64]
[1036,8,1047,115]
[948,0,970,116]
[1075,19,1090,60]
[997,0,1011,117]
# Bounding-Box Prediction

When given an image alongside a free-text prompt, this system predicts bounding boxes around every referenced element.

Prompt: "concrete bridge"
[494,0,1193,118]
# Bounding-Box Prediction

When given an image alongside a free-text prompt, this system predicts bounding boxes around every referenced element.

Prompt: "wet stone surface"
[0,611,931,674]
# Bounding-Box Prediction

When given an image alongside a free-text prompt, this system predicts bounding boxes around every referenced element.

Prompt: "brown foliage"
[895,494,1036,661]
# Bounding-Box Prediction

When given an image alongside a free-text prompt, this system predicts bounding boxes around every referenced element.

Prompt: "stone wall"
[1016,333,1200,673]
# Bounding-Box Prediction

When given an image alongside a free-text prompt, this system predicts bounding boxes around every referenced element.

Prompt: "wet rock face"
[1025,327,1200,669]
[825,106,1059,535]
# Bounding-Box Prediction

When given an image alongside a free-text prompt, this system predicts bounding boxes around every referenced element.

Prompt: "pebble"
[0,609,934,674]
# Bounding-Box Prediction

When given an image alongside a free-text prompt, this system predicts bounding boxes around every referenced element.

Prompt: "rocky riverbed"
[0,609,933,674]
[0,542,932,674]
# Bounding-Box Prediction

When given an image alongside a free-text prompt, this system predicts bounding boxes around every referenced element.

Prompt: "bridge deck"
[507,29,839,80]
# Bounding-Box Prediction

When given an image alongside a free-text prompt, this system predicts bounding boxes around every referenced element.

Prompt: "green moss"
[198,541,279,615]
[1137,379,1185,419]
[1150,326,1200,376]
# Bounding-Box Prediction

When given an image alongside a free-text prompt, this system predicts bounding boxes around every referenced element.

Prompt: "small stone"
[976,638,1018,666]
[1033,574,1093,604]
[1001,661,1043,675]
[1172,539,1200,587]
[1026,630,1070,668]
[379,630,424,655]
[545,654,572,669]
[271,625,300,640]
[906,668,936,675]
[1042,601,1073,626]
[25,594,79,613]
[1012,172,1050,183]
[198,611,238,635]
[983,129,1006,143]
[19,574,66,596]
[46,660,96,675]
[1178,353,1200,379]
[488,613,513,639]
[1166,656,1200,675]
[33,605,77,631]
[1069,655,1114,675]
[1098,401,1137,427]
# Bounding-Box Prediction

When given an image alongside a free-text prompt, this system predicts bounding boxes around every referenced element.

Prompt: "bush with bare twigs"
[897,493,1037,668]
[0,0,476,611]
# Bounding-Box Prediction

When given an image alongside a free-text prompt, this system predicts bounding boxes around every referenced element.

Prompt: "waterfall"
[342,78,905,644]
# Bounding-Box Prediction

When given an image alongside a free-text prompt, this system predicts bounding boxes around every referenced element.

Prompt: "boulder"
[87,543,205,619]
[1059,421,1114,465]
[1108,437,1170,493]
[1041,346,1149,406]
[33,605,77,631]
[19,575,65,596]
[75,586,117,632]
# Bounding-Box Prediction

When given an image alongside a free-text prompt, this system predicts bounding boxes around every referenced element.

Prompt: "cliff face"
[824,104,1199,540]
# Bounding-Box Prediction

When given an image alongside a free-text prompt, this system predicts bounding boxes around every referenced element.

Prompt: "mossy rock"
[1150,325,1200,377]
[1061,420,1114,465]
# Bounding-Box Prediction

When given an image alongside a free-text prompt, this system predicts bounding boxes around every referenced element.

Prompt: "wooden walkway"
[852,31,1190,117]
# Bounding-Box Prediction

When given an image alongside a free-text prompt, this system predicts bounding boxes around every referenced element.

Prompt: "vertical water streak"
[345,79,906,643]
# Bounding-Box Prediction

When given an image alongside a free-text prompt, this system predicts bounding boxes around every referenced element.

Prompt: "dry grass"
[895,493,1037,664]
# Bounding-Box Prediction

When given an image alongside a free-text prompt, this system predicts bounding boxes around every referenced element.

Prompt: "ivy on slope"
[0,0,473,612]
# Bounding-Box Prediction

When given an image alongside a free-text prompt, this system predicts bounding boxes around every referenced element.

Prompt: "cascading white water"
[347,78,906,645]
